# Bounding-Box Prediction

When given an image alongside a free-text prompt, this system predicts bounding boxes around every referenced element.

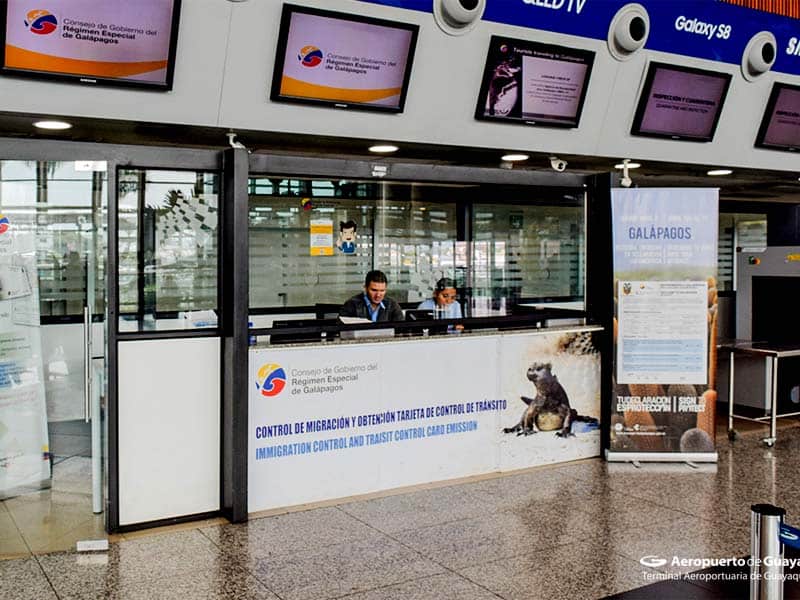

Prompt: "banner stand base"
[605,450,718,463]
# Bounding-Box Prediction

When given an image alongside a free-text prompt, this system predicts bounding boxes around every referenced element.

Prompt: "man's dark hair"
[340,220,357,232]
[435,277,455,291]
[365,270,388,286]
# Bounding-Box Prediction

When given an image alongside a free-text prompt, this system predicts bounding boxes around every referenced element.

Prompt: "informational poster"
[609,188,719,461]
[249,329,601,511]
[617,281,708,384]
[4,0,179,85]
[309,219,333,256]
[0,214,50,498]
[277,10,415,108]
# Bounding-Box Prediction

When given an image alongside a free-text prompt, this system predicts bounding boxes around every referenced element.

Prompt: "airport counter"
[248,323,603,513]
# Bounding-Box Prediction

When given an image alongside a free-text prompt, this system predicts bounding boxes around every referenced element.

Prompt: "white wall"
[2,0,799,172]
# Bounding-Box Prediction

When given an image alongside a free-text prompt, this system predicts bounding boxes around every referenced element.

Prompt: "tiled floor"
[1,418,799,599]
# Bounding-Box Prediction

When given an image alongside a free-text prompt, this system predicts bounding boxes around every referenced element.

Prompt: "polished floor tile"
[200,506,378,560]
[0,421,798,600]
[246,534,445,600]
[458,540,645,600]
[0,557,57,599]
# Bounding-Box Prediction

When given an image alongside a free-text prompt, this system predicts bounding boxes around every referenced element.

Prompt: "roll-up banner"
[0,214,50,498]
[248,329,602,512]
[608,188,719,462]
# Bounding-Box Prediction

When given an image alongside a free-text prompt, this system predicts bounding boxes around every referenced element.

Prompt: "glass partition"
[0,160,106,317]
[117,169,219,331]
[471,199,585,309]
[248,178,460,310]
[248,176,586,327]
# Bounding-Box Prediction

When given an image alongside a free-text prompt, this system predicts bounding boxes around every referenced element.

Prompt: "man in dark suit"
[340,270,404,322]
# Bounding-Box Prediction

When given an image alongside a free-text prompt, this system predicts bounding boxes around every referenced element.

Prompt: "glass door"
[0,160,107,554]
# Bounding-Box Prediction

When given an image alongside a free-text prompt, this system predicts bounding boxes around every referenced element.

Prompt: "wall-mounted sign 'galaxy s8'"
[356,0,800,77]
[270,3,419,113]
[0,0,182,90]
[475,35,594,128]
[0,265,31,300]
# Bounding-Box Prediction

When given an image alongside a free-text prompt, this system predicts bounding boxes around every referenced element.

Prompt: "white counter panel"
[119,337,220,525]
[249,328,601,513]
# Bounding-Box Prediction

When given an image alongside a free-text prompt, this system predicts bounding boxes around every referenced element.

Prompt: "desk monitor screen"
[756,83,800,153]
[405,309,433,321]
[752,276,800,344]
[475,35,594,128]
[0,0,181,90]
[271,3,418,113]
[631,62,731,142]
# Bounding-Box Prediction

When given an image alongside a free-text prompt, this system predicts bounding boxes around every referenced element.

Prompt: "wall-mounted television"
[270,4,418,113]
[0,0,181,90]
[755,83,800,153]
[631,62,731,142]
[475,35,594,128]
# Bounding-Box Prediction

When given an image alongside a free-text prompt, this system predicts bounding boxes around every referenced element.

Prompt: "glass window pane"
[248,178,459,311]
[117,169,219,331]
[0,160,106,318]
[471,196,585,306]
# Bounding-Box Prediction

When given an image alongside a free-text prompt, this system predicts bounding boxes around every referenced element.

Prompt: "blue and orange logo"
[298,45,323,68]
[24,10,58,35]
[0,215,10,235]
[256,363,287,397]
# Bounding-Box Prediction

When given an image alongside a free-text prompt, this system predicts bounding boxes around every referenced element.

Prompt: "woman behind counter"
[417,277,462,319]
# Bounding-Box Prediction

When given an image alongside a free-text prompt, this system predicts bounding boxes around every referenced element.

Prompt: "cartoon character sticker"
[338,220,357,254]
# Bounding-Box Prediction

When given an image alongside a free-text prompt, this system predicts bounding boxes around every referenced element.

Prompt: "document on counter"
[338,316,372,324]
[616,280,708,384]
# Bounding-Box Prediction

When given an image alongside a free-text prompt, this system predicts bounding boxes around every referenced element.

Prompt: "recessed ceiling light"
[369,144,398,153]
[501,153,529,162]
[615,162,641,169]
[33,120,72,130]
[707,169,733,176]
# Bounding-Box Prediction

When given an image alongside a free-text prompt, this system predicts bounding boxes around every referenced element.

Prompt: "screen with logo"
[0,0,181,90]
[631,62,732,142]
[755,83,800,152]
[270,4,418,112]
[474,35,595,128]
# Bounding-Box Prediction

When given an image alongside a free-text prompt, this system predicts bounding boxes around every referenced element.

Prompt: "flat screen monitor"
[752,276,800,345]
[755,82,800,153]
[404,309,433,321]
[631,62,731,142]
[0,0,181,90]
[475,35,594,128]
[270,3,418,113]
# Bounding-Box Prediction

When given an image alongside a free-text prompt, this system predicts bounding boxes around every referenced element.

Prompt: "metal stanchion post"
[751,503,786,600]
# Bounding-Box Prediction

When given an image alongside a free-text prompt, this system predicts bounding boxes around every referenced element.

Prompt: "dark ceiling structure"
[2,110,798,204]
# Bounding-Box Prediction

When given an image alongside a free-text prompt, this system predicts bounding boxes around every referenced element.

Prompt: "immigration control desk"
[248,325,603,513]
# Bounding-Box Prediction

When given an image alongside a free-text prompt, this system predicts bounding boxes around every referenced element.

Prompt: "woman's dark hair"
[435,277,455,291]
[365,270,388,286]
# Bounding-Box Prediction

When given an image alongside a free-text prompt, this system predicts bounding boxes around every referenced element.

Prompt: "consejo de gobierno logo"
[256,363,287,397]
[298,45,323,67]
[24,10,58,35]
[0,215,10,235]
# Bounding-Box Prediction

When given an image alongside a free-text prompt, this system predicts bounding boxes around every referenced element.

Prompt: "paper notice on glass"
[309,220,333,256]
[617,281,708,384]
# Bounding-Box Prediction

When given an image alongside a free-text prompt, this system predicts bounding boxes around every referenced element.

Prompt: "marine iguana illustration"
[502,362,597,438]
